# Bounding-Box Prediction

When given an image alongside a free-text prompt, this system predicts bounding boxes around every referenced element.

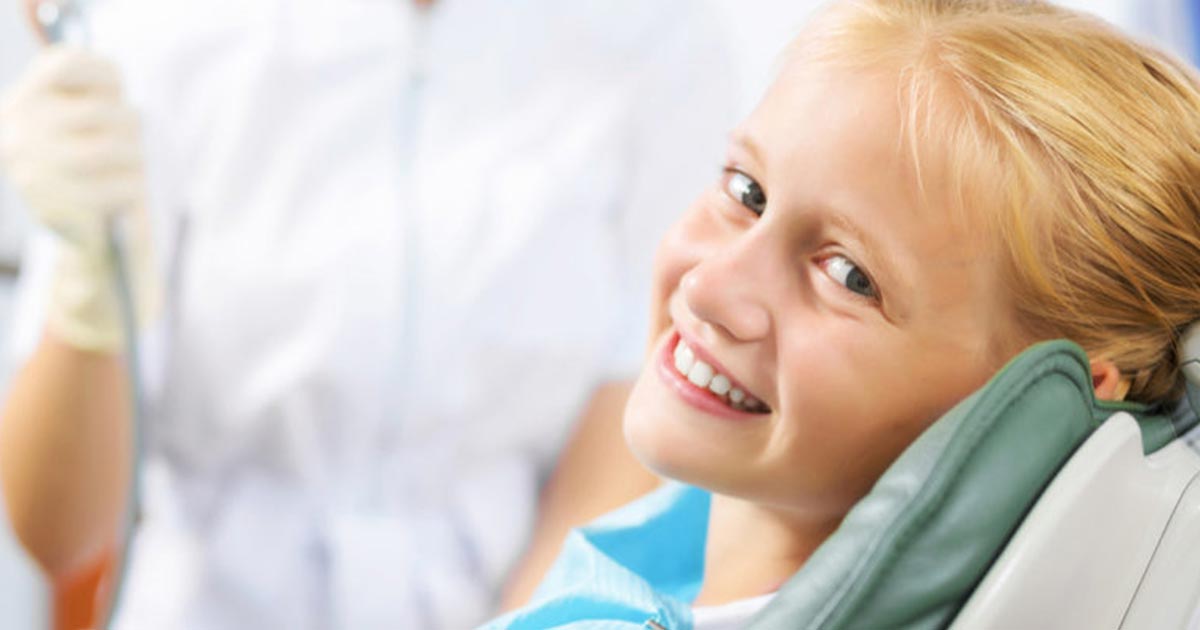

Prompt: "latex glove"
[0,46,159,353]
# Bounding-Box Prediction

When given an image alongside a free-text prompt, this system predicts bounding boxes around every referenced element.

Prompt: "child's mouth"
[671,337,771,414]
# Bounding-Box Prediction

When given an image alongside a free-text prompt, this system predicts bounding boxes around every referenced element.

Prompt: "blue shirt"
[481,484,711,630]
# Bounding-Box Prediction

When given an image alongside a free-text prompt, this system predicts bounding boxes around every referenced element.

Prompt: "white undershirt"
[692,593,777,630]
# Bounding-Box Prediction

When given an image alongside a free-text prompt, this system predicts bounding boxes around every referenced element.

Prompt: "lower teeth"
[722,389,767,413]
[732,399,768,413]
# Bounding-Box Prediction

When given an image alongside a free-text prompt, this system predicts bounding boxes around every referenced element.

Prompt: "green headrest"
[746,339,1177,630]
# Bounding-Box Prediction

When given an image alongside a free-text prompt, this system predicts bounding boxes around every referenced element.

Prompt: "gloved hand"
[0,46,159,353]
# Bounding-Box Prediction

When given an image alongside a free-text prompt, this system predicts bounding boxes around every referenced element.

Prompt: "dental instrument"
[33,2,147,628]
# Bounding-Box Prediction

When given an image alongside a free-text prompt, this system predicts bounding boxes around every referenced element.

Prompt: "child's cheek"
[648,205,713,328]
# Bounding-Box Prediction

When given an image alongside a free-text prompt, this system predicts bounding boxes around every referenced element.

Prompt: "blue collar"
[482,483,711,630]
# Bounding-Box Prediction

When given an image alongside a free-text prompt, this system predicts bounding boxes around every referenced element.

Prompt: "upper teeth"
[673,339,767,413]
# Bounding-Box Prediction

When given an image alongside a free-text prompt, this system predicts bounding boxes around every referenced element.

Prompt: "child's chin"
[624,375,742,488]
[625,412,720,489]
[625,405,689,478]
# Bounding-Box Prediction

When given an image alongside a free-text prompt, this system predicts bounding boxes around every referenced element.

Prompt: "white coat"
[9,0,737,627]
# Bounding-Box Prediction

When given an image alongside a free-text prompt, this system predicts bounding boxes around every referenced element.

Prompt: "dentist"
[0,0,736,627]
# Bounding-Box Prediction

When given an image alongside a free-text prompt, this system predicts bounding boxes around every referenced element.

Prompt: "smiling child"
[486,1,1200,628]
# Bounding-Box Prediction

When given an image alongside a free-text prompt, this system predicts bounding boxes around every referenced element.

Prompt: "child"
[488,0,1200,627]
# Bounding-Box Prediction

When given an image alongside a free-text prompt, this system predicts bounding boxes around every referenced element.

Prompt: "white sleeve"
[604,6,741,379]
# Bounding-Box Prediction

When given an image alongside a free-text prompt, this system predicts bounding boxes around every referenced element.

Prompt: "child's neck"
[693,492,841,607]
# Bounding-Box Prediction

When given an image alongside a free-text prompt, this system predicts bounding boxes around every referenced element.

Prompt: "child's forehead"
[744,55,1002,236]
[748,59,899,143]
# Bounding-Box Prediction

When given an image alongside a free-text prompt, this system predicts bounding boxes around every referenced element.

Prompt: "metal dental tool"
[33,2,147,627]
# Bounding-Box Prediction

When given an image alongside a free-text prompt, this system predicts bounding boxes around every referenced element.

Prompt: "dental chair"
[747,340,1200,629]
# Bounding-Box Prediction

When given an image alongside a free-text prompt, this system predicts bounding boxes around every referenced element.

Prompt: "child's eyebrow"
[727,131,765,168]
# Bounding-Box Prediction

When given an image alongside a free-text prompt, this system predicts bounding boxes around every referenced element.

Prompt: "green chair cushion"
[746,339,1171,630]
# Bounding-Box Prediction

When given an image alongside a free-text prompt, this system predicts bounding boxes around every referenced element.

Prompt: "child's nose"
[681,245,772,342]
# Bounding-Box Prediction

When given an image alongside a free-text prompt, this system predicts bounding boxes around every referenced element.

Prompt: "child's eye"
[823,254,877,299]
[723,169,767,216]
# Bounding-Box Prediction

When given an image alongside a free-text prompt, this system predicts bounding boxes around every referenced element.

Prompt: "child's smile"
[659,330,771,419]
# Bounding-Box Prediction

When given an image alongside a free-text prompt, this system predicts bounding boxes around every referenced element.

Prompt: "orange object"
[53,547,114,630]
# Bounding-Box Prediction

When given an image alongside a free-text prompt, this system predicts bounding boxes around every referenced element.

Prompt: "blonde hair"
[794,0,1200,403]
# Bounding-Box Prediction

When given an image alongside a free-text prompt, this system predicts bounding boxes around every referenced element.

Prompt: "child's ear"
[1091,359,1130,401]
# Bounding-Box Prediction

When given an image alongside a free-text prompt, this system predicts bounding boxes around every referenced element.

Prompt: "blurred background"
[0,0,1194,627]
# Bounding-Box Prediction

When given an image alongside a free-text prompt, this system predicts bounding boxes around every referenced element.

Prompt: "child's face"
[624,59,1024,521]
